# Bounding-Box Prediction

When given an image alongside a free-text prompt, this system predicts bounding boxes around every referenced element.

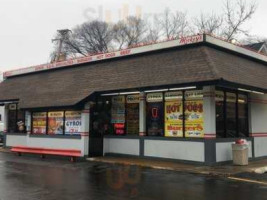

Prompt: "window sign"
[147,93,163,102]
[227,92,237,103]
[165,91,183,101]
[111,96,125,135]
[147,93,164,136]
[185,90,204,138]
[9,104,17,110]
[32,112,47,134]
[238,94,247,104]
[48,111,64,135]
[65,111,82,135]
[215,91,224,101]
[126,94,140,104]
[126,94,139,135]
[164,92,183,137]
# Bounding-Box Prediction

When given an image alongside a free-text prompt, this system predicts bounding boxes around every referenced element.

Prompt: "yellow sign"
[32,112,47,134]
[184,100,204,138]
[48,111,64,118]
[65,111,82,118]
[164,101,183,137]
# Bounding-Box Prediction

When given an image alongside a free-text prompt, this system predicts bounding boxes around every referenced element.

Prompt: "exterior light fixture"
[101,93,119,96]
[238,88,265,95]
[238,88,251,93]
[169,86,196,91]
[119,91,140,95]
[252,91,265,95]
[144,89,169,93]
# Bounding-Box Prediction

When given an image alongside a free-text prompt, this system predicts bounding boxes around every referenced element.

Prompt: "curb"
[86,158,234,177]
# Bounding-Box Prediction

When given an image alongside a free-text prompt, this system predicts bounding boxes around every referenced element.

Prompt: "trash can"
[232,139,249,166]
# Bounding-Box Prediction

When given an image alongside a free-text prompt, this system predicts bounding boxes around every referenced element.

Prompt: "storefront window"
[238,94,248,137]
[65,111,82,135]
[184,90,204,138]
[216,91,225,138]
[48,111,64,135]
[215,90,249,138]
[7,104,26,133]
[32,112,47,134]
[91,97,112,136]
[111,96,126,135]
[164,92,183,137]
[126,95,139,135]
[17,110,26,133]
[146,93,164,136]
[8,104,17,133]
[226,92,237,138]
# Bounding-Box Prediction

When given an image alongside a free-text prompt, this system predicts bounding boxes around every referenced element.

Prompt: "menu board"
[111,96,125,135]
[111,96,125,123]
[32,112,47,134]
[48,111,64,135]
[126,94,139,135]
[126,103,139,135]
[65,111,82,135]
[185,91,204,138]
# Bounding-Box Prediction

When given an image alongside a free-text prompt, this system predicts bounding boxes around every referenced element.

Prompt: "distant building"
[244,42,267,55]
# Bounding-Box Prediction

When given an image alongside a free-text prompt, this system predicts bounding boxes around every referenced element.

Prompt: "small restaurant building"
[0,34,266,165]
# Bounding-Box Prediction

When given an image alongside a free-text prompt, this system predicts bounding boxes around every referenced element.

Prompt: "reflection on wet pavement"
[0,153,266,200]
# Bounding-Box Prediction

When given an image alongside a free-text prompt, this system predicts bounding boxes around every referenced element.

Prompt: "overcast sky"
[0,0,266,72]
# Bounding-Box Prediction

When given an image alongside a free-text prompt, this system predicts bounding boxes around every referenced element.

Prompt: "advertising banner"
[184,100,204,138]
[164,101,183,137]
[32,112,47,134]
[65,111,82,135]
[48,111,64,135]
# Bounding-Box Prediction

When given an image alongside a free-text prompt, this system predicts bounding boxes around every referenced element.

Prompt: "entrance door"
[89,97,111,157]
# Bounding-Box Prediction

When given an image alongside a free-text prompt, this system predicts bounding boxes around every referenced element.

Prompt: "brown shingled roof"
[0,45,266,108]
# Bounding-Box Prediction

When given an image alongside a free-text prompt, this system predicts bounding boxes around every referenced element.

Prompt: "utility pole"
[52,29,71,62]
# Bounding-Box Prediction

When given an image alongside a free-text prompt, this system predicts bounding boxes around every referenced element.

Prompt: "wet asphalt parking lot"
[0,152,266,200]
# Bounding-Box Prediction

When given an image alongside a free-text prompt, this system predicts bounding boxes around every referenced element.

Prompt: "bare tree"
[51,20,114,60]
[192,0,257,41]
[143,16,161,43]
[193,12,223,35]
[223,0,257,41]
[72,20,114,54]
[113,16,147,49]
[157,8,189,39]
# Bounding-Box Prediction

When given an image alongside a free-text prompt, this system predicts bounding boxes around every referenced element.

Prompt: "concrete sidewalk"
[2,146,266,177]
[87,156,267,177]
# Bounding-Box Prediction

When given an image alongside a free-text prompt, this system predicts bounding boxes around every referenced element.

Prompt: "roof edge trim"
[3,35,204,78]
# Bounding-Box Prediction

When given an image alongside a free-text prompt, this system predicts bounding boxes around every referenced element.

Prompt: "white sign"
[147,93,163,102]
[65,111,82,135]
[165,92,183,101]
